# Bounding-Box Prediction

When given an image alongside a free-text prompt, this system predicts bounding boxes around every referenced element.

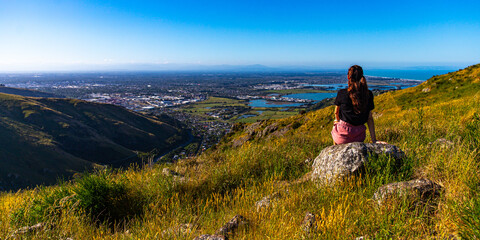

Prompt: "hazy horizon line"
[0,62,472,73]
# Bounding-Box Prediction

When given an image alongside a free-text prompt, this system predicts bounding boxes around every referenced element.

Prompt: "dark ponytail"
[347,65,369,114]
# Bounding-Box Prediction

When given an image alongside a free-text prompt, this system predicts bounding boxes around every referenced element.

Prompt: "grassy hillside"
[0,94,188,191]
[0,64,479,239]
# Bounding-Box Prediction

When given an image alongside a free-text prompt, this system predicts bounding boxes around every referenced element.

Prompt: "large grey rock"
[373,179,443,205]
[311,143,405,185]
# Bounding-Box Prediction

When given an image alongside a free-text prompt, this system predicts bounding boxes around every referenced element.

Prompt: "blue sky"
[1,0,479,71]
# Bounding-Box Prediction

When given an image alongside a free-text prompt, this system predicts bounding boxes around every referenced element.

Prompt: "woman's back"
[331,65,377,144]
[335,88,374,126]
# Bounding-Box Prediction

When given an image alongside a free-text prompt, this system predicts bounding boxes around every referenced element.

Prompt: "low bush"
[73,171,145,226]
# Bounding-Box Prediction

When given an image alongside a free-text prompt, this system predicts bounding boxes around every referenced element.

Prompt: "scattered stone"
[7,222,45,239]
[444,234,460,240]
[301,212,316,234]
[255,192,282,212]
[162,168,185,182]
[428,138,454,149]
[193,215,247,240]
[162,168,183,177]
[215,215,248,237]
[311,143,405,185]
[373,179,443,206]
[193,234,226,240]
[422,87,431,93]
[161,223,196,237]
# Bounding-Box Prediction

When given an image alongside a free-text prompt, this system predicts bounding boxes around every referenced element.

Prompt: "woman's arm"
[367,111,377,143]
[334,106,339,122]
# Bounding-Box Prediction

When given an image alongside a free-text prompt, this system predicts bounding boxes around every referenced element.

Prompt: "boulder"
[311,143,405,185]
[373,179,443,206]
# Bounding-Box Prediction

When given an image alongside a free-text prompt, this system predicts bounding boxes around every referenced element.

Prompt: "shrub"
[73,172,144,226]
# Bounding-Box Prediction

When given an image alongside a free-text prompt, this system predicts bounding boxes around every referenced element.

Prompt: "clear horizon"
[1,0,479,71]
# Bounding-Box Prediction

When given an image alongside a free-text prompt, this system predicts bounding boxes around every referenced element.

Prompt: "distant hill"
[0,94,188,190]
[0,85,62,98]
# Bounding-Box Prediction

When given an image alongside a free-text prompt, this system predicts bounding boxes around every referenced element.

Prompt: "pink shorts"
[331,120,366,144]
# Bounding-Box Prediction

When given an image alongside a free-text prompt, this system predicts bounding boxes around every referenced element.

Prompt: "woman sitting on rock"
[332,65,377,145]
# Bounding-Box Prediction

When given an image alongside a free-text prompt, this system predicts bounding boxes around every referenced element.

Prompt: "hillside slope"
[0,94,188,190]
[0,64,479,239]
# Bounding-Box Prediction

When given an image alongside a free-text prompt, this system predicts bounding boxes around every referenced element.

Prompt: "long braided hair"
[347,65,369,114]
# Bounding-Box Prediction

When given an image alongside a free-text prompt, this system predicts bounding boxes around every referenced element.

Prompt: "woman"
[331,65,377,144]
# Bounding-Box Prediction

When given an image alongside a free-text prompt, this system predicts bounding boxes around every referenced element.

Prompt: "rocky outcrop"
[373,179,443,206]
[232,121,293,147]
[311,143,406,185]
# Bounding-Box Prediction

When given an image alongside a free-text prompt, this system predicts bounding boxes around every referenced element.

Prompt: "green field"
[267,88,333,95]
[180,96,304,122]
[233,109,300,123]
